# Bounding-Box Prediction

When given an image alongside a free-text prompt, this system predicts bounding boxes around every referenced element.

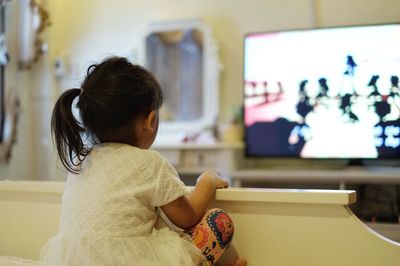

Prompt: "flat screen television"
[244,24,400,160]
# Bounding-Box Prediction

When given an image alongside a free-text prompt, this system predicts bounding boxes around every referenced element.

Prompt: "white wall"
[1,0,400,181]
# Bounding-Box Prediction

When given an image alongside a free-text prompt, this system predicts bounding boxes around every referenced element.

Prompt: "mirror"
[141,19,221,144]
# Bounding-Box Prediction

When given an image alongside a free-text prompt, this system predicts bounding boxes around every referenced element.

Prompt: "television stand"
[230,167,400,188]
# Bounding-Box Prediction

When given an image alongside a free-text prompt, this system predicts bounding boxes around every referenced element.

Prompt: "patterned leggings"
[185,208,234,266]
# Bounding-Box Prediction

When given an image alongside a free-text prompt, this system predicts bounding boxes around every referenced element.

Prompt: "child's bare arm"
[160,170,228,230]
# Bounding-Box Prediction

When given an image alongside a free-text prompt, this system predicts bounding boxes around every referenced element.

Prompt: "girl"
[41,56,246,266]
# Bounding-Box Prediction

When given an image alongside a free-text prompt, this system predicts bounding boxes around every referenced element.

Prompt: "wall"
[1,0,400,181]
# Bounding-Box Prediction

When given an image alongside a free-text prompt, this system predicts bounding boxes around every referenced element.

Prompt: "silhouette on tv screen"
[244,24,400,159]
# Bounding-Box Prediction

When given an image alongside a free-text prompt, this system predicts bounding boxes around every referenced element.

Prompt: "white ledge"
[216,187,356,205]
[0,180,356,205]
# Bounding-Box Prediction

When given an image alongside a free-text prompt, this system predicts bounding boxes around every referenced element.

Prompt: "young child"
[41,56,246,266]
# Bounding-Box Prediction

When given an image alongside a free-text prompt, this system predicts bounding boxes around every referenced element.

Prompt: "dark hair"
[51,56,163,174]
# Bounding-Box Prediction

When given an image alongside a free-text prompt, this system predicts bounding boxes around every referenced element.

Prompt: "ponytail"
[51,88,90,174]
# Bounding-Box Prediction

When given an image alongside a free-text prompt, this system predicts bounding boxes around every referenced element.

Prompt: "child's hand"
[214,175,229,189]
[162,170,229,229]
[199,170,229,189]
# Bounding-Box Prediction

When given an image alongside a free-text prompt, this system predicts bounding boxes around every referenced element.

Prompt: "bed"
[0,180,399,265]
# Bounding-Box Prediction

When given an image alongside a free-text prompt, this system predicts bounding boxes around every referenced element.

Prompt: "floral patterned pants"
[186,208,235,266]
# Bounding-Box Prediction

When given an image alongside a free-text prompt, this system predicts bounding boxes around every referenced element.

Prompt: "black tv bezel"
[243,22,400,161]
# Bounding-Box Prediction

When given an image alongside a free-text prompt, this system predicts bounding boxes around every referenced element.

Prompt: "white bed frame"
[0,181,399,265]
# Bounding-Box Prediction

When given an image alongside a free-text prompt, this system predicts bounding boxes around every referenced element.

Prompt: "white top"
[40,143,203,266]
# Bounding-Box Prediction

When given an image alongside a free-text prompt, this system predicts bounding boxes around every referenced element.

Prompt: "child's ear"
[144,110,157,131]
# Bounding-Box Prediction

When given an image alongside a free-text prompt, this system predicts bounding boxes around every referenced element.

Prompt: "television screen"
[244,24,400,159]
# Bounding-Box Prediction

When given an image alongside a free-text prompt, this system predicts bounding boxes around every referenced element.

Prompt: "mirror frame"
[139,19,221,143]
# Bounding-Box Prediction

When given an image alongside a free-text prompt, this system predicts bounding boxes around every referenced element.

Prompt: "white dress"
[40,143,203,266]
